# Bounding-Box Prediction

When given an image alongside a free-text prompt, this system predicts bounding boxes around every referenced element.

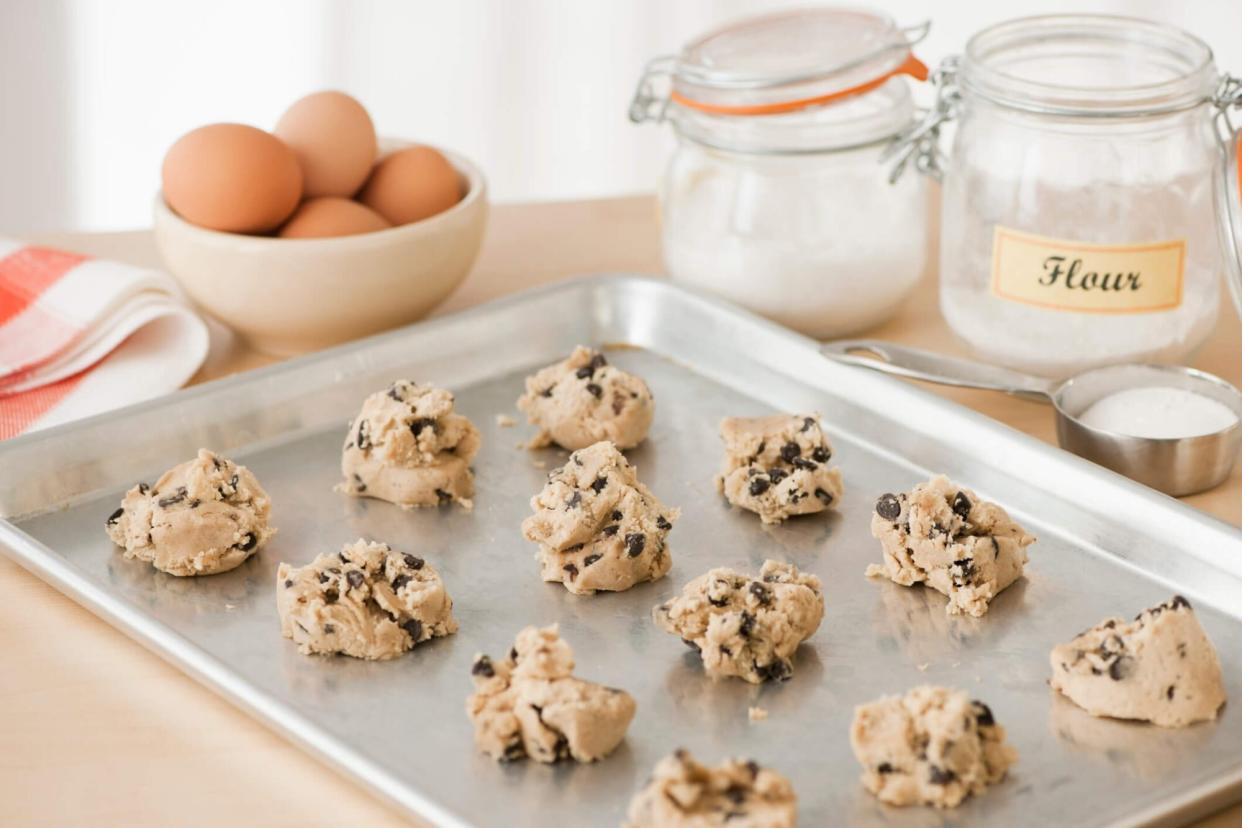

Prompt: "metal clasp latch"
[629,55,677,124]
[1211,73,1242,148]
[882,55,961,183]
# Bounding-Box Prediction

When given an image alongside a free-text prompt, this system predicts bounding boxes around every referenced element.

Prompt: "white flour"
[1079,386,1238,439]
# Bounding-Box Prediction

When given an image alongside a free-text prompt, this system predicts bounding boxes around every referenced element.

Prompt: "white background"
[3,0,1241,232]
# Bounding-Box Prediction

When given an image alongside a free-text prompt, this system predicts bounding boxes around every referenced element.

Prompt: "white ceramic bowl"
[153,146,487,356]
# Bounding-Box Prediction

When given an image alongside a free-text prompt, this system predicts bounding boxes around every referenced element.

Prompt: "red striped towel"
[0,240,208,438]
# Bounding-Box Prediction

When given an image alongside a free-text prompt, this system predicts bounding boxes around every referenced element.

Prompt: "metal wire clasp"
[629,56,677,124]
[1211,73,1242,148]
[882,55,961,183]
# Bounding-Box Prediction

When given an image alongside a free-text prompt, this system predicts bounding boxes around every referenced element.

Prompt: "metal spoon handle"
[822,340,1056,401]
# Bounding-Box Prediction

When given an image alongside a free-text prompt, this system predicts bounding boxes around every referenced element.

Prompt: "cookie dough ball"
[522,441,678,594]
[715,414,843,524]
[105,449,274,576]
[851,685,1017,809]
[516,346,654,450]
[623,749,797,828]
[1050,595,1226,727]
[277,539,457,660]
[653,560,823,684]
[466,624,636,763]
[866,476,1034,617]
[340,379,480,508]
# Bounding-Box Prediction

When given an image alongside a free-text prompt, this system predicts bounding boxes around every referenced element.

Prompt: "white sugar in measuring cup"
[823,340,1242,496]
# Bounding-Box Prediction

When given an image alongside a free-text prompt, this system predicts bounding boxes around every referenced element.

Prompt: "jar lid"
[1217,132,1242,320]
[668,7,928,116]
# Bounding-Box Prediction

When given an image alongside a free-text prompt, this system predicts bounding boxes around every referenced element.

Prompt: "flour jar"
[898,14,1238,377]
[629,7,932,339]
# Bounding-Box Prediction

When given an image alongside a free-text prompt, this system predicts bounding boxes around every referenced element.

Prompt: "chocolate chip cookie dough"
[715,414,843,524]
[623,749,797,828]
[339,379,480,508]
[1050,596,1226,727]
[851,685,1017,809]
[522,440,678,594]
[466,624,636,763]
[277,539,457,660]
[516,346,654,450]
[105,448,274,576]
[654,560,823,684]
[867,476,1034,617]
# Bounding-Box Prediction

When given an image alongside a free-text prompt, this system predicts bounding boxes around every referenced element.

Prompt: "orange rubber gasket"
[670,53,929,116]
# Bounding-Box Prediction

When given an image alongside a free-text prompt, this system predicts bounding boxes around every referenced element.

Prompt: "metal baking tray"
[3,276,1241,828]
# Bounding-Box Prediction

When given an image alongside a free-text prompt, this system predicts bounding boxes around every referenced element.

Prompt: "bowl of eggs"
[153,91,487,356]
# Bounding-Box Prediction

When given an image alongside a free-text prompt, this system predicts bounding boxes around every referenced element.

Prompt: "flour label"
[991,226,1185,314]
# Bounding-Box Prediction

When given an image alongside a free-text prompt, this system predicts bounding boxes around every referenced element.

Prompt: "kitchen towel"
[0,239,209,438]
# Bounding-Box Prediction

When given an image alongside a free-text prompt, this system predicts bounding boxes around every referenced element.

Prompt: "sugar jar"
[893,14,1242,377]
[629,7,932,339]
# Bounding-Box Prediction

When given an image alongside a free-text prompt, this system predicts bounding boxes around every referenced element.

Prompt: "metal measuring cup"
[823,340,1242,497]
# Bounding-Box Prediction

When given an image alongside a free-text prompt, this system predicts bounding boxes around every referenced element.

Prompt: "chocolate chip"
[814,487,833,505]
[875,493,901,521]
[401,618,423,642]
[157,486,188,508]
[724,785,746,805]
[403,554,424,570]
[1109,656,1134,681]
[877,762,894,774]
[768,468,787,484]
[188,498,201,508]
[780,442,801,462]
[611,510,623,521]
[791,457,818,471]
[748,581,772,606]
[386,385,404,401]
[951,491,972,519]
[435,488,453,504]
[323,623,335,634]
[339,549,350,563]
[238,533,257,551]
[283,579,293,588]
[357,420,372,451]
[566,491,582,509]
[585,382,602,399]
[602,524,619,537]
[539,386,554,398]
[928,766,956,785]
[972,701,995,727]
[801,417,815,432]
[106,507,124,526]
[137,482,150,495]
[346,570,365,589]
[1170,595,1191,610]
[575,365,594,379]
[748,477,771,496]
[625,533,645,557]
[509,647,519,661]
[317,572,329,584]
[590,476,608,493]
[682,638,700,652]
[1167,685,1176,700]
[811,446,831,463]
[563,563,578,580]
[472,655,495,677]
[411,417,436,436]
[745,760,760,779]
[589,353,607,370]
[352,473,366,493]
[392,574,411,591]
[738,611,755,637]
[583,554,602,567]
[756,659,791,682]
[656,515,672,531]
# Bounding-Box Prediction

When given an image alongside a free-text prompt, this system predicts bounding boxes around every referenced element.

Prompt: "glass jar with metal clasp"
[630,7,933,339]
[890,14,1242,377]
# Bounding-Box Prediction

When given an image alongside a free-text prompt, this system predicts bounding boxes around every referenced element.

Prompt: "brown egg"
[275,91,377,198]
[162,123,302,233]
[358,145,462,225]
[277,197,391,239]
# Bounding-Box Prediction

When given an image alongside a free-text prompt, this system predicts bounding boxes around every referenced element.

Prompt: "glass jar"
[630,7,933,339]
[925,15,1225,376]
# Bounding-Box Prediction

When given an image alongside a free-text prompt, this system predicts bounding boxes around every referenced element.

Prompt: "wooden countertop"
[3,195,1240,826]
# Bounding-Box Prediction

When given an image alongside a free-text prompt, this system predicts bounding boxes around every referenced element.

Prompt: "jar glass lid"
[669,6,927,116]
